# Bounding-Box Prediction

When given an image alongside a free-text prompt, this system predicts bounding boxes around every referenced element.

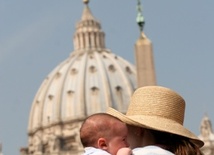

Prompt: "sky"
[1,0,214,154]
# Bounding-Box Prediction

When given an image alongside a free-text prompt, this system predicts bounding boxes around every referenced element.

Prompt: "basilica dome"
[25,2,136,155]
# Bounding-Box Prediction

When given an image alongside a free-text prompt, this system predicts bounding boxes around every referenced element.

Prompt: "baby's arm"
[116,148,132,155]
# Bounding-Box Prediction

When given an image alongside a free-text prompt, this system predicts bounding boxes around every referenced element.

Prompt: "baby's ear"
[97,138,108,150]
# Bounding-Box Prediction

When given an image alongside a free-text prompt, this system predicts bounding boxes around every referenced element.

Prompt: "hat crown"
[127,86,185,125]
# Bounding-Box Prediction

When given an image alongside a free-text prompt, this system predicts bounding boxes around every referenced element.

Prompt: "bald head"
[80,113,124,147]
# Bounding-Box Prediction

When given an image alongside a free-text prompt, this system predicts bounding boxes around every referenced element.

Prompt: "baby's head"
[80,113,129,155]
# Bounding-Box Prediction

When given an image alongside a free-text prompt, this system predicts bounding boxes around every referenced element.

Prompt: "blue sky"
[1,0,214,154]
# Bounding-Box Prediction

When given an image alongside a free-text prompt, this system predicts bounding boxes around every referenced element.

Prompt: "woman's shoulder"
[132,145,174,155]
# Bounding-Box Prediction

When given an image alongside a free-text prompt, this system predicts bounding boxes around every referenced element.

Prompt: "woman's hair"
[174,139,203,155]
[149,129,203,155]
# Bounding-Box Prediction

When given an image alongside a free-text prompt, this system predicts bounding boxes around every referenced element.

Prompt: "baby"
[80,113,132,155]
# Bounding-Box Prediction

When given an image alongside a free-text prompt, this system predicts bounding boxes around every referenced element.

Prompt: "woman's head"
[107,86,204,148]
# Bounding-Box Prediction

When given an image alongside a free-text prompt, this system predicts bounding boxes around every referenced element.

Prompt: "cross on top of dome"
[83,0,89,5]
[136,0,145,32]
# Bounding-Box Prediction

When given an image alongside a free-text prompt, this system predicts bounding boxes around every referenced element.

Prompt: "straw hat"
[107,86,204,147]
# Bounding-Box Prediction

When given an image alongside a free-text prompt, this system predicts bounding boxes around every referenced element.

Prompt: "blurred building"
[0,144,3,155]
[20,0,156,155]
[198,115,214,155]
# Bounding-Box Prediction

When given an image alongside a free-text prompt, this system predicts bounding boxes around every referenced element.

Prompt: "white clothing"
[133,146,174,155]
[82,147,111,155]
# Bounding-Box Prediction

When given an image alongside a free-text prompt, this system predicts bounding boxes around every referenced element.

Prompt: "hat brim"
[107,107,204,148]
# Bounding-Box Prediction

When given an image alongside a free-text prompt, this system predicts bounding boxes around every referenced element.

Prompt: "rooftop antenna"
[136,0,145,32]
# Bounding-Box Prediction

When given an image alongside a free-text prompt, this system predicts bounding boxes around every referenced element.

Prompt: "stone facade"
[21,122,83,155]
